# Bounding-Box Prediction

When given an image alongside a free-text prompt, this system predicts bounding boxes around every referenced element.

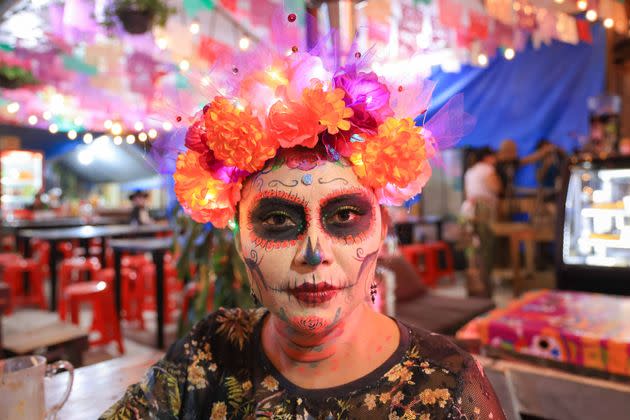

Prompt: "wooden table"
[491,222,555,295]
[46,352,163,420]
[2,217,122,252]
[2,310,89,367]
[109,237,173,349]
[18,224,173,310]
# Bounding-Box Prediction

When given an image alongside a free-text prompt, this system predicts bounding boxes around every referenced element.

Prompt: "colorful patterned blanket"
[457,290,630,376]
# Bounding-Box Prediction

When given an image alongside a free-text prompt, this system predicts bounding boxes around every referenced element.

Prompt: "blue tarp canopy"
[427,24,606,186]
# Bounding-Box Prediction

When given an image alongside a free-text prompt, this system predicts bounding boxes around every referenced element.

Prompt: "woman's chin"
[269,300,348,334]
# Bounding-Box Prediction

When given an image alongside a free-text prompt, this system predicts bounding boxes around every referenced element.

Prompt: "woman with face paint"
[102,19,505,420]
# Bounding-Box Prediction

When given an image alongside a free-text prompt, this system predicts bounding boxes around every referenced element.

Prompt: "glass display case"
[0,150,43,211]
[557,156,630,295]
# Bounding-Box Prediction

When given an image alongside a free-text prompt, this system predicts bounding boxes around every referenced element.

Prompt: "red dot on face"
[176,116,182,122]
[376,345,383,352]
[354,52,361,59]
[288,13,297,22]
[398,85,404,92]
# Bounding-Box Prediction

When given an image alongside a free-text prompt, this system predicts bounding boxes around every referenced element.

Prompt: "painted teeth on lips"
[289,282,339,304]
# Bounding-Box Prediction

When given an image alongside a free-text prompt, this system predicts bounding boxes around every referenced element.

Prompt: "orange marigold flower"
[203,97,278,172]
[350,117,429,189]
[302,81,353,135]
[267,100,324,148]
[173,150,242,228]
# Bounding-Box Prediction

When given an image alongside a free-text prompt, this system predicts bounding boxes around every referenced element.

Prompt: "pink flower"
[285,53,332,102]
[185,119,208,153]
[333,71,393,127]
[375,163,433,206]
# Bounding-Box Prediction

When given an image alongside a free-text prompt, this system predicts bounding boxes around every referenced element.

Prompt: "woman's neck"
[261,303,400,389]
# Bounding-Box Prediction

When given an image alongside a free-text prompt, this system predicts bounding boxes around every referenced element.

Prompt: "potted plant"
[103,0,176,35]
[173,208,254,337]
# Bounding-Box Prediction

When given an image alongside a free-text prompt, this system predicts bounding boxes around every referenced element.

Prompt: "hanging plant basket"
[102,0,175,35]
[116,8,155,34]
[0,74,21,89]
[0,66,38,90]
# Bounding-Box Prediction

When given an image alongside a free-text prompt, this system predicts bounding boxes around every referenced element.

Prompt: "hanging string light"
[67,130,77,140]
[179,60,190,72]
[577,0,588,11]
[134,121,144,131]
[148,128,158,139]
[83,133,93,144]
[6,102,19,113]
[42,111,52,120]
[111,122,123,136]
[138,132,148,142]
[190,20,200,34]
[156,37,168,50]
[28,115,38,125]
[585,10,598,21]
[126,134,136,144]
[504,48,515,60]
[477,54,489,66]
[113,136,123,145]
[603,18,614,28]
[48,123,59,134]
[239,36,251,51]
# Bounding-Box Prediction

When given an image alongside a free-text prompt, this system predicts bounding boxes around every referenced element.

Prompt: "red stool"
[399,244,439,287]
[138,263,183,325]
[57,242,74,260]
[121,267,144,328]
[424,241,455,284]
[58,257,102,321]
[399,242,455,288]
[122,254,151,270]
[64,268,124,354]
[2,258,47,311]
[32,240,50,262]
[0,252,20,266]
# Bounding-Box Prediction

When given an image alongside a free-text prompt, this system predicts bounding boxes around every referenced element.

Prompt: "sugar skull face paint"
[238,148,385,335]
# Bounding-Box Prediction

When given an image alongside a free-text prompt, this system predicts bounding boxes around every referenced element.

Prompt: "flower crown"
[169,22,473,228]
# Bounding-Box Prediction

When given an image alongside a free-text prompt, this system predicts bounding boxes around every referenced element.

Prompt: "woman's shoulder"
[400,322,477,376]
[170,307,268,362]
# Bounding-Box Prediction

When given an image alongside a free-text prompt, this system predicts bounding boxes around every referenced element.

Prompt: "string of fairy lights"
[4,100,167,146]
[472,0,625,67]
[2,4,259,148]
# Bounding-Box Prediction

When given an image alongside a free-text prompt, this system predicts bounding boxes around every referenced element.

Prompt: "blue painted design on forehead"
[302,174,313,185]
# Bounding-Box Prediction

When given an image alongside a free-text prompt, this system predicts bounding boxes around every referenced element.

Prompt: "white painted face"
[237,148,386,334]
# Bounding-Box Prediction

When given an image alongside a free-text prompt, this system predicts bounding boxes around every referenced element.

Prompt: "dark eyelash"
[325,205,365,220]
[335,205,363,214]
[260,210,292,222]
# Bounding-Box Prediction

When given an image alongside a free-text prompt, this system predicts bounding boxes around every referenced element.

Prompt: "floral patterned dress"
[101,308,505,420]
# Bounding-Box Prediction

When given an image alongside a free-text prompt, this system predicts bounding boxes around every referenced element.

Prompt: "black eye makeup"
[320,193,374,240]
[249,197,307,242]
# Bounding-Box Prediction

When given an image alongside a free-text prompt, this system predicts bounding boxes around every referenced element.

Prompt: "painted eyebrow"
[251,190,308,207]
[250,197,305,216]
[319,189,373,209]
